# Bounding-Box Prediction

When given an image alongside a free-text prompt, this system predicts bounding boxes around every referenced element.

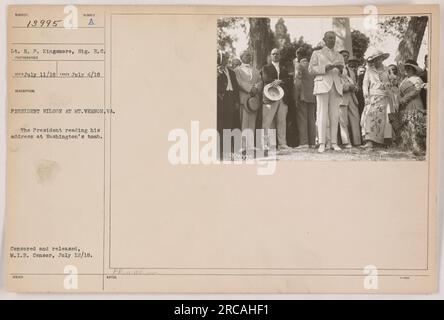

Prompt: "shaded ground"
[254,146,425,161]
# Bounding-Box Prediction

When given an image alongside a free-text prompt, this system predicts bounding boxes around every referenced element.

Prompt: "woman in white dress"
[360,51,394,150]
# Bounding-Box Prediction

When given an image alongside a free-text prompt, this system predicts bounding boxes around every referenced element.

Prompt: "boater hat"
[366,50,390,63]
[263,83,284,102]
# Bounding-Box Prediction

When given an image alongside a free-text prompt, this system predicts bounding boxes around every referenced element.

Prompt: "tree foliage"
[279,36,314,67]
[351,29,370,62]
[217,18,246,53]
[377,16,410,40]
[220,15,427,72]
[274,18,291,49]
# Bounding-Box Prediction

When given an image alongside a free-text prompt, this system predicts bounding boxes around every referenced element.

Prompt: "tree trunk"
[395,16,428,64]
[248,18,274,70]
[332,17,353,55]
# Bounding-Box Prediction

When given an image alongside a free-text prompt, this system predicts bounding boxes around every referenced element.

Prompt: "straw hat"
[263,83,284,102]
[366,50,390,63]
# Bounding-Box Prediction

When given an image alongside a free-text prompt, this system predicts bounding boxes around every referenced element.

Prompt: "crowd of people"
[217,31,428,159]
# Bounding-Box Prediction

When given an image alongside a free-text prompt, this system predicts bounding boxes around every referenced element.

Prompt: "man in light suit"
[234,50,262,153]
[308,31,345,153]
[338,50,361,147]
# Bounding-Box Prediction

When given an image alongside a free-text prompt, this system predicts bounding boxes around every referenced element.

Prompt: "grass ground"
[255,146,425,161]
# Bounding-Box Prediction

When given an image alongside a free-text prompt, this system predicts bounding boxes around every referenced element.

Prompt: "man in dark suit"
[217,51,240,158]
[338,50,361,147]
[261,48,292,152]
[293,47,316,149]
[355,65,366,117]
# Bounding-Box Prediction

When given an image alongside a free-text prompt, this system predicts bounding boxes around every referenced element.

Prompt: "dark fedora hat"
[347,55,360,64]
[246,95,261,113]
[403,59,423,74]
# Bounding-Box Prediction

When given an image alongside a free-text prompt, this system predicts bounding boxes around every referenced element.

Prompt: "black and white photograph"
[217,15,429,161]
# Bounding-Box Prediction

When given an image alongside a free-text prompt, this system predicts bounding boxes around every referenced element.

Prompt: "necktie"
[224,68,233,91]
[246,66,252,80]
[273,63,280,78]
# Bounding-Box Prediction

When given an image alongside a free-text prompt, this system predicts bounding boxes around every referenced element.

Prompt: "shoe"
[295,144,308,150]
[361,142,373,150]
[278,145,292,151]
[318,144,325,153]
[332,144,342,151]
[344,143,352,149]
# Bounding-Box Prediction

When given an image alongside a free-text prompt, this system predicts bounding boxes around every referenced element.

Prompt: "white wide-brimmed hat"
[263,83,284,102]
[366,50,390,63]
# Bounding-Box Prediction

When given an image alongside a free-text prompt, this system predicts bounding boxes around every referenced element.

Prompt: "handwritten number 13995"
[26,19,63,28]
